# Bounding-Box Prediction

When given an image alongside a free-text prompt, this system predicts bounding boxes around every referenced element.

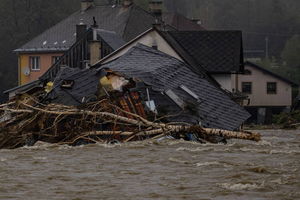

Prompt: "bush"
[273,110,300,125]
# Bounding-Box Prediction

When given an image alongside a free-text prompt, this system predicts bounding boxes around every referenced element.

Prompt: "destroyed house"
[94,44,250,130]
[6,41,250,131]
[14,0,204,86]
[98,28,244,93]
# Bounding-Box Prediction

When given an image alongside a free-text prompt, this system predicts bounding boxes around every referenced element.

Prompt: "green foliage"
[254,58,299,86]
[273,110,300,124]
[281,35,300,68]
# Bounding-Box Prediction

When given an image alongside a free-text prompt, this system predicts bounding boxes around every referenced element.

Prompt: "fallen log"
[0,100,261,149]
[203,128,261,142]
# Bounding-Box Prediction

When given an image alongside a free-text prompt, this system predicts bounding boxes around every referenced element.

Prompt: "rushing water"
[0,130,299,200]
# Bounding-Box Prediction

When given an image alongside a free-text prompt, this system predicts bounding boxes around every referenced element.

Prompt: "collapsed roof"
[98,44,250,130]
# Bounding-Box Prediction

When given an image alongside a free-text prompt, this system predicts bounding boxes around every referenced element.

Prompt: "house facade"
[238,61,297,124]
[17,52,64,86]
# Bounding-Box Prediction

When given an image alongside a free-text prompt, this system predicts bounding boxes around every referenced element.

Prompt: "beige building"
[237,61,298,123]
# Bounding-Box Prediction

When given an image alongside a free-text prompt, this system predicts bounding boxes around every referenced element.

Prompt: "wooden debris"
[0,97,261,149]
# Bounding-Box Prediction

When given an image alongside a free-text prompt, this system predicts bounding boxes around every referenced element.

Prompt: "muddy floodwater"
[0,130,299,200]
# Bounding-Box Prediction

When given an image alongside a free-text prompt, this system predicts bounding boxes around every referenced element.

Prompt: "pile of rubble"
[0,45,262,149]
[0,87,260,149]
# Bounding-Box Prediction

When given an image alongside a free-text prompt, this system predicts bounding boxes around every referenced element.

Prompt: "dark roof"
[160,31,244,74]
[47,67,100,106]
[14,3,205,53]
[99,44,250,130]
[3,80,42,95]
[163,12,205,31]
[96,29,125,50]
[245,61,298,86]
[15,4,156,52]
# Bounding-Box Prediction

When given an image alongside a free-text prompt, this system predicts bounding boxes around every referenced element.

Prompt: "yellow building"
[17,53,63,85]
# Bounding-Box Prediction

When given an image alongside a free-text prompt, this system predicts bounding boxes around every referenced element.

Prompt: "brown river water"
[0,130,299,200]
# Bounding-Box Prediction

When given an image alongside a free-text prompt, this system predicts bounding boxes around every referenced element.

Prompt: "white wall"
[102,30,183,64]
[212,74,233,91]
[238,65,292,107]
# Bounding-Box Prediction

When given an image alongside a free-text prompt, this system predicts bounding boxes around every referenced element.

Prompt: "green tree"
[282,35,300,68]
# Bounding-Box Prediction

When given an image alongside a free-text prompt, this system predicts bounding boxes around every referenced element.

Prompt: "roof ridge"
[122,4,158,40]
[121,4,135,39]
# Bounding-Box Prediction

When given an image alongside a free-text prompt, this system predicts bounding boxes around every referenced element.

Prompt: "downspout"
[17,52,21,86]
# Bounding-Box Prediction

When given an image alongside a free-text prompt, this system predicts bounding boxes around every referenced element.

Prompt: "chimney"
[123,0,133,7]
[149,0,163,19]
[81,0,94,12]
[76,20,87,41]
[89,26,101,66]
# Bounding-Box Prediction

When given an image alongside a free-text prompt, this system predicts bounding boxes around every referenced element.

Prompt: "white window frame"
[30,56,40,71]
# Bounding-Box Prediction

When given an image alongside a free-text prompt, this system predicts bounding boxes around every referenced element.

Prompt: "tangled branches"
[0,98,261,149]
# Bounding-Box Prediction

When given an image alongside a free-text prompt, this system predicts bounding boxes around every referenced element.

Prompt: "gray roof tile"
[96,29,125,50]
[15,5,155,52]
[14,4,206,53]
[160,31,244,73]
[99,44,250,130]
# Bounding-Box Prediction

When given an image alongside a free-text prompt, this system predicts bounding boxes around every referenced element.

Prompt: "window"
[52,56,60,64]
[244,69,252,75]
[242,82,252,94]
[267,82,277,94]
[29,56,40,71]
[179,85,201,102]
[165,89,185,109]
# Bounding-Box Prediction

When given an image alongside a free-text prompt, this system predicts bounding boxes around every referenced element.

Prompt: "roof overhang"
[14,48,69,54]
[245,61,299,87]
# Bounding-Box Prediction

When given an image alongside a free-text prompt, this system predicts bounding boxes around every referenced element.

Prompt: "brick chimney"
[81,0,94,12]
[149,0,163,19]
